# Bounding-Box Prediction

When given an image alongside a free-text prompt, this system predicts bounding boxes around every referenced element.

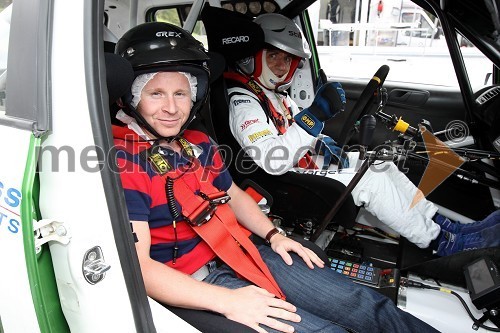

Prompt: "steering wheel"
[336,65,390,148]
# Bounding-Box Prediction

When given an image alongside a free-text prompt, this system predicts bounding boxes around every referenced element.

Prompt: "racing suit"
[228,82,441,248]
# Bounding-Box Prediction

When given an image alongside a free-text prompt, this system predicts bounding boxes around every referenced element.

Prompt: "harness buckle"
[185,201,217,227]
[184,191,231,227]
[199,191,231,205]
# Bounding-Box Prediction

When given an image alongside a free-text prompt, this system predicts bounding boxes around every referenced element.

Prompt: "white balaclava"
[257,50,290,91]
[130,71,198,108]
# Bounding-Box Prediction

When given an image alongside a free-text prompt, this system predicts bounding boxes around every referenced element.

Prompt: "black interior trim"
[280,0,316,19]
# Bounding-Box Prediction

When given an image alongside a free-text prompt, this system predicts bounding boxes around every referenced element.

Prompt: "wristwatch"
[265,227,286,244]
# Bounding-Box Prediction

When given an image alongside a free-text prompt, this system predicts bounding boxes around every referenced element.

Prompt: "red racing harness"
[147,139,286,299]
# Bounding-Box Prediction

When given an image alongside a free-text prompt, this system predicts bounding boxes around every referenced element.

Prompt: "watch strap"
[265,227,281,244]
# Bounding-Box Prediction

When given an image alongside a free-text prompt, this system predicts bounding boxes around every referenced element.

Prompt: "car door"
[0,0,163,331]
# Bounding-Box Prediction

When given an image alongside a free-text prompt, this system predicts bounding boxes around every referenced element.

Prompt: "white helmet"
[255,13,311,59]
[237,13,311,92]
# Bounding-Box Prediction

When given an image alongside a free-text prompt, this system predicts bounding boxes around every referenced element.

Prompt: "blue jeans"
[205,245,439,333]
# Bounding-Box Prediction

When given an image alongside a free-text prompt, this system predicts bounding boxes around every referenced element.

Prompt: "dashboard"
[474,85,500,152]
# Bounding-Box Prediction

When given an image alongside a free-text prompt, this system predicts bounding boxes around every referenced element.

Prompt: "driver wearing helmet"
[227,13,500,255]
[112,22,441,333]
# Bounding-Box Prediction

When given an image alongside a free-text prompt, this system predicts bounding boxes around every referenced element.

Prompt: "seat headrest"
[104,52,134,106]
[201,5,265,63]
[206,51,226,82]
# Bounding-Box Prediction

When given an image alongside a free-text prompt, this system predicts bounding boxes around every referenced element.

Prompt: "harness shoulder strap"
[224,72,289,134]
[171,161,286,299]
[225,72,274,124]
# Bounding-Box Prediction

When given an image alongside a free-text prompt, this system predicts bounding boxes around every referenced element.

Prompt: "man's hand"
[294,82,346,137]
[222,286,301,333]
[310,82,346,121]
[270,235,325,270]
[315,136,349,170]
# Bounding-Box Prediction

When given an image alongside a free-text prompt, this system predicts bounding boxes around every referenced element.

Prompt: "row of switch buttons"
[329,258,380,285]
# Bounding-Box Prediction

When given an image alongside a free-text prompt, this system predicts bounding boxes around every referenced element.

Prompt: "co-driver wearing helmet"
[112,22,441,333]
[227,13,500,255]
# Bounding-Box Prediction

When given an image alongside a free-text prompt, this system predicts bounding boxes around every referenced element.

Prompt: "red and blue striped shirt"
[113,125,232,274]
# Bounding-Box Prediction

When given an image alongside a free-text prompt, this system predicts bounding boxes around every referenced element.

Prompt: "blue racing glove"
[294,82,346,137]
[315,136,349,170]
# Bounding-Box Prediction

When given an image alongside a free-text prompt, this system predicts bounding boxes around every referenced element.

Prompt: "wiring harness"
[404,279,500,332]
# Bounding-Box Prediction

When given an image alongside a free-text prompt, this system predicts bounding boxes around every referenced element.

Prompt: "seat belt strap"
[225,72,290,134]
[244,186,265,203]
[173,164,285,299]
[297,153,317,169]
[194,208,285,299]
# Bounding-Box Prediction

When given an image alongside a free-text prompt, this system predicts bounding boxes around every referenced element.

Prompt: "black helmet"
[115,22,211,141]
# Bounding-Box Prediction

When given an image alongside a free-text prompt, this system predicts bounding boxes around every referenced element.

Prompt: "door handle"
[388,89,429,107]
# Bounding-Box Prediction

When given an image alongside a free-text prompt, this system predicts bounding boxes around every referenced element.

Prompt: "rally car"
[0,0,499,332]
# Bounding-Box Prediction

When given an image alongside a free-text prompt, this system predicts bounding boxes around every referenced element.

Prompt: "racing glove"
[294,82,346,137]
[315,136,349,170]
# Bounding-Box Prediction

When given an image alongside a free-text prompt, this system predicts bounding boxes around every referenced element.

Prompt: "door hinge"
[34,219,71,254]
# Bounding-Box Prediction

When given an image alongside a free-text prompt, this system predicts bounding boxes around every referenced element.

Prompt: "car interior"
[3,0,500,331]
[102,0,500,331]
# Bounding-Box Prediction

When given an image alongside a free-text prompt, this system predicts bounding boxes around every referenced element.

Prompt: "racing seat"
[199,5,357,234]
